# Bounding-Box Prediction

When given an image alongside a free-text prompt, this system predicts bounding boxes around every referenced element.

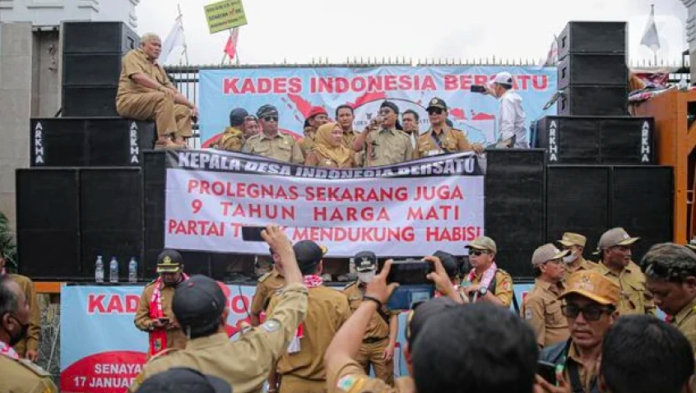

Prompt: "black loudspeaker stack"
[61,21,139,117]
[557,22,628,116]
[528,21,672,266]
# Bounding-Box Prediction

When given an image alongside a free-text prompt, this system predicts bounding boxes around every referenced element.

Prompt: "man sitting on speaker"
[116,33,197,149]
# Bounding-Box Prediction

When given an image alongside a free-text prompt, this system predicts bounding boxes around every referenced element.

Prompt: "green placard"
[204,0,247,34]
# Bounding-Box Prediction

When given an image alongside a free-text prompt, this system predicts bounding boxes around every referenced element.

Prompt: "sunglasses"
[561,304,613,321]
[263,116,278,122]
[469,250,489,256]
[428,108,444,115]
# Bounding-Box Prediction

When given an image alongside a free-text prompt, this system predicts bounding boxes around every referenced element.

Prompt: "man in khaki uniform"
[300,107,330,158]
[643,242,696,392]
[462,236,514,307]
[538,270,620,393]
[0,275,57,393]
[116,33,197,148]
[244,105,304,164]
[212,108,247,151]
[268,240,351,393]
[0,248,40,361]
[521,244,569,348]
[558,232,596,280]
[343,252,398,385]
[353,101,413,167]
[415,97,483,158]
[401,110,419,149]
[593,227,656,316]
[250,248,286,327]
[134,249,189,358]
[129,226,308,393]
[336,105,359,149]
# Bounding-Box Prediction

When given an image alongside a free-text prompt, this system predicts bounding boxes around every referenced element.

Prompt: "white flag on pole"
[537,34,559,69]
[161,16,185,63]
[640,5,661,53]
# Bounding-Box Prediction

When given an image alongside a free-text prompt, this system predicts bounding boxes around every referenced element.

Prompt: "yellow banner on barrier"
[204,0,247,34]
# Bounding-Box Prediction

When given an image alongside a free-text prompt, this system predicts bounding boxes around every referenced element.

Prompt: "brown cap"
[532,244,569,266]
[558,232,587,248]
[598,227,639,250]
[157,249,184,273]
[465,236,497,254]
[560,270,620,306]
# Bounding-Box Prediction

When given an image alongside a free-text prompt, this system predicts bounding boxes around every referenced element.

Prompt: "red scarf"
[287,275,323,353]
[0,341,19,360]
[148,274,189,357]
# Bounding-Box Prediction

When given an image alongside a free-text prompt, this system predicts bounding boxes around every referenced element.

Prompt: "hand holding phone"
[242,226,266,242]
[384,259,435,310]
[537,360,558,385]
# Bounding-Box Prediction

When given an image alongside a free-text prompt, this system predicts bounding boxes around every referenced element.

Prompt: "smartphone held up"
[381,259,435,311]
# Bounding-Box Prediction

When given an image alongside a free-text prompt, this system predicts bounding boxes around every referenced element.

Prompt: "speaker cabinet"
[16,169,81,279]
[485,149,546,279]
[535,116,654,165]
[558,22,627,59]
[558,54,628,89]
[546,166,610,256]
[62,21,139,54]
[557,85,628,116]
[30,118,155,167]
[62,86,119,117]
[62,53,123,87]
[143,151,166,280]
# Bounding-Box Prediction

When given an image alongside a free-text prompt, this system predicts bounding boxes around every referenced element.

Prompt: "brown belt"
[363,336,388,344]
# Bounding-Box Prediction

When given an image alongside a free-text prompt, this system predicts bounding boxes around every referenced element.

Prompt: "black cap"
[157,249,184,273]
[293,240,327,272]
[229,108,249,127]
[380,100,399,114]
[354,251,377,272]
[257,104,278,118]
[172,275,227,333]
[427,97,447,111]
[135,368,232,393]
[406,297,460,346]
[433,251,458,278]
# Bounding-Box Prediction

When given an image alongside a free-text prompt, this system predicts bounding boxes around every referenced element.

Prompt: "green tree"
[0,211,18,271]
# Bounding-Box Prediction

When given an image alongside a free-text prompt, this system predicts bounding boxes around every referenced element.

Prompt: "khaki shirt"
[134,281,188,353]
[674,296,696,393]
[342,129,360,150]
[469,269,514,307]
[563,257,595,281]
[363,128,413,167]
[0,354,58,393]
[305,150,355,168]
[414,127,472,158]
[300,135,316,158]
[129,283,309,393]
[564,342,599,393]
[117,49,174,99]
[243,132,304,164]
[250,269,286,316]
[9,274,40,356]
[344,282,397,339]
[214,127,245,151]
[327,358,415,393]
[269,285,351,381]
[594,261,656,316]
[521,279,569,347]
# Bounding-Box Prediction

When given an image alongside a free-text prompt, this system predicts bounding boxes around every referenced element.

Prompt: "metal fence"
[166,59,692,148]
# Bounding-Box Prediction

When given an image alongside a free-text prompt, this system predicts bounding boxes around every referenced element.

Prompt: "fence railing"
[166,59,692,149]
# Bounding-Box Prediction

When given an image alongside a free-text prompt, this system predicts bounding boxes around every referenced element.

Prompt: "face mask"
[563,253,578,264]
[5,315,28,347]
[358,271,376,284]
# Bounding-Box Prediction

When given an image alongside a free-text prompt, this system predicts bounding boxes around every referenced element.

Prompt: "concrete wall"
[0,22,33,233]
[0,0,139,29]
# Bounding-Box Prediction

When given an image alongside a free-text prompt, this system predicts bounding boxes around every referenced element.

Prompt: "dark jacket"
[539,340,600,393]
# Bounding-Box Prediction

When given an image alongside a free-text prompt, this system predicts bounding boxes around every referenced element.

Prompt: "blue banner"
[199,66,557,147]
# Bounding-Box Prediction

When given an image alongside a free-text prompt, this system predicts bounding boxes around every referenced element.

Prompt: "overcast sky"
[136,0,689,67]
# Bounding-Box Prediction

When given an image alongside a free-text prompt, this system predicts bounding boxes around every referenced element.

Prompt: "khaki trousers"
[279,375,326,393]
[116,92,192,138]
[356,339,394,385]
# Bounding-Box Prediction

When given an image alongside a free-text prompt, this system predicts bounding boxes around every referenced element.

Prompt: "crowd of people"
[115,33,529,160]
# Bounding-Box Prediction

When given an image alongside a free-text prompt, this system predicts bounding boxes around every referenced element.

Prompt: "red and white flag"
[537,34,558,69]
[224,28,239,60]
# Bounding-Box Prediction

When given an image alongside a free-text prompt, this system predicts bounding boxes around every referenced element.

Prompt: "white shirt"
[498,90,528,148]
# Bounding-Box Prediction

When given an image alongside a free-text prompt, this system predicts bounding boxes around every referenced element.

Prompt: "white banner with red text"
[164,150,485,256]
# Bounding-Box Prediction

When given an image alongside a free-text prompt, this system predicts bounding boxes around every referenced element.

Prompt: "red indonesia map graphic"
[61,351,147,393]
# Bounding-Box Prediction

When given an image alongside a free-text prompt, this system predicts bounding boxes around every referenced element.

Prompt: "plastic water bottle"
[128,257,138,283]
[109,257,119,283]
[95,256,104,283]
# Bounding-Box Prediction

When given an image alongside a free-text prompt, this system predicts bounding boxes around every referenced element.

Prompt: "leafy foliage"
[0,211,18,270]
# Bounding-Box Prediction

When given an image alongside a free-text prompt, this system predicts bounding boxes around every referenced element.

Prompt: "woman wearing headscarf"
[305,122,355,168]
